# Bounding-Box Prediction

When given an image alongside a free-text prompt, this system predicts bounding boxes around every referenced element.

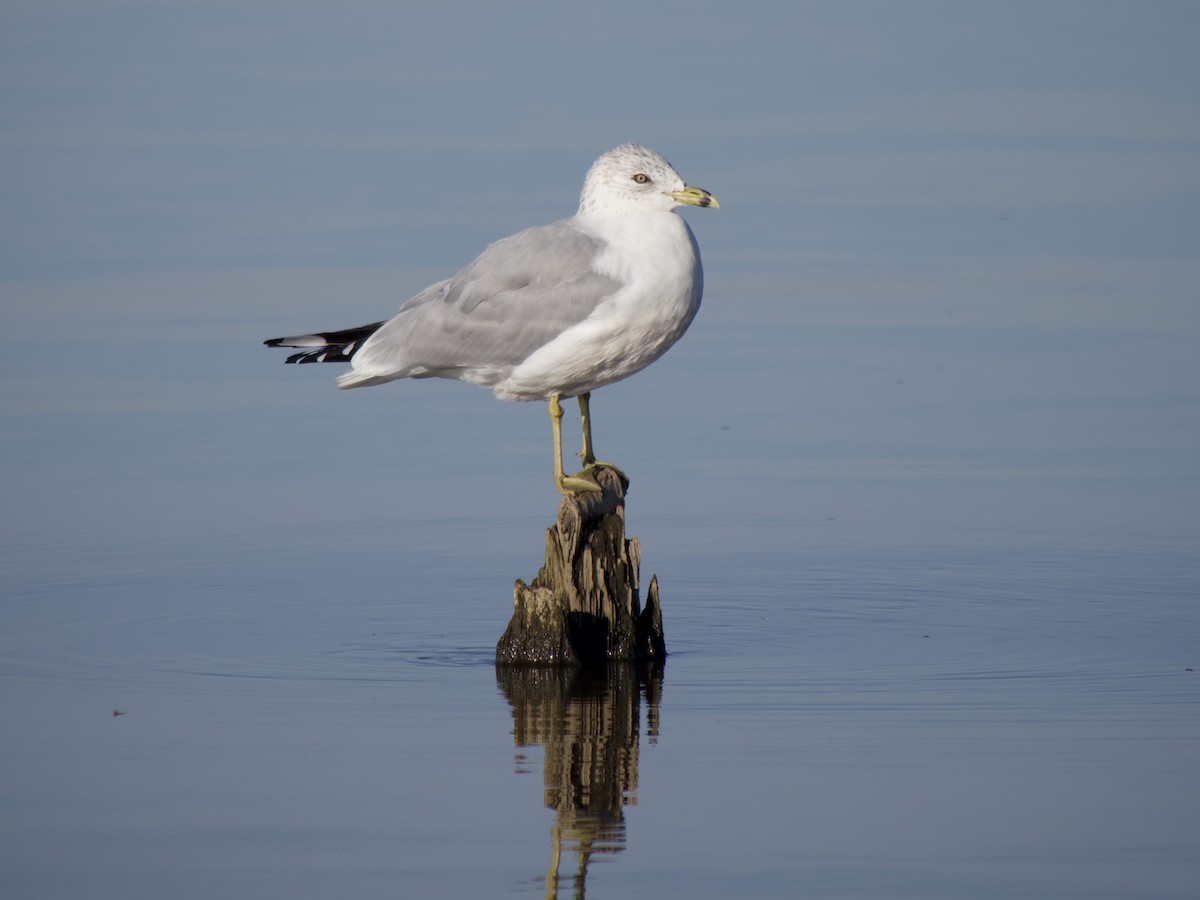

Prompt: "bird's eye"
[632,173,650,184]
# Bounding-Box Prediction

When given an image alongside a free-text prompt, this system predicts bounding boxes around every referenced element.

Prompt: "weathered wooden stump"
[495,466,666,666]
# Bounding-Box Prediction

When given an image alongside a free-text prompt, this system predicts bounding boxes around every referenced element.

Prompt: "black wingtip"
[263,321,386,363]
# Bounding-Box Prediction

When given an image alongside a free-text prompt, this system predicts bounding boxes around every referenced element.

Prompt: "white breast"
[496,211,703,401]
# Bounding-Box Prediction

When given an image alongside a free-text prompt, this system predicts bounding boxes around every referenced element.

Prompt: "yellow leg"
[578,392,597,466]
[576,393,627,480]
[550,395,601,494]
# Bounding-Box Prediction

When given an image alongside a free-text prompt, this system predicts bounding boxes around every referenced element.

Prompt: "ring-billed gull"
[265,143,718,493]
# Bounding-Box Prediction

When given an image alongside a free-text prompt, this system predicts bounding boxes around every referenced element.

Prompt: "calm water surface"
[3,510,1196,898]
[3,3,1199,898]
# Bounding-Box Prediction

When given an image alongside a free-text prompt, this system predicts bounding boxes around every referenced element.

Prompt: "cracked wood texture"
[496,466,666,666]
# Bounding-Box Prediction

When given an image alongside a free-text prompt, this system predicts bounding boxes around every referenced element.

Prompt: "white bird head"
[577,144,719,217]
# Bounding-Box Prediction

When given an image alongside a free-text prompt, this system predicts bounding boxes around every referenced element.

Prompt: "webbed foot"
[554,469,604,494]
[578,456,628,483]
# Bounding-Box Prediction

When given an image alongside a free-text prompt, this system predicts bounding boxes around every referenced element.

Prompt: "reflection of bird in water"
[265,144,717,494]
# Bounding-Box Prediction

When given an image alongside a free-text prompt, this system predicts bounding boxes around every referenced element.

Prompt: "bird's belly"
[495,280,699,401]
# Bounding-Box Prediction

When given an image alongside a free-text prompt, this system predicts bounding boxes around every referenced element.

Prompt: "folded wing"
[341,220,621,388]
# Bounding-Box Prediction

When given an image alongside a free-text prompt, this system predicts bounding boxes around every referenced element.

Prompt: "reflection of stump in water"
[497,663,664,900]
[496,467,665,666]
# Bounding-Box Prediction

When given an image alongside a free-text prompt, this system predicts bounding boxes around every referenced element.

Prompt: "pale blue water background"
[2,2,1198,898]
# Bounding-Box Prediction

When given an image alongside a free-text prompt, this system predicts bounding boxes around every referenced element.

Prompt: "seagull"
[264,144,718,493]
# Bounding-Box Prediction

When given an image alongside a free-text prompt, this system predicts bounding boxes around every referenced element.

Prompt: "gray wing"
[348,219,621,381]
